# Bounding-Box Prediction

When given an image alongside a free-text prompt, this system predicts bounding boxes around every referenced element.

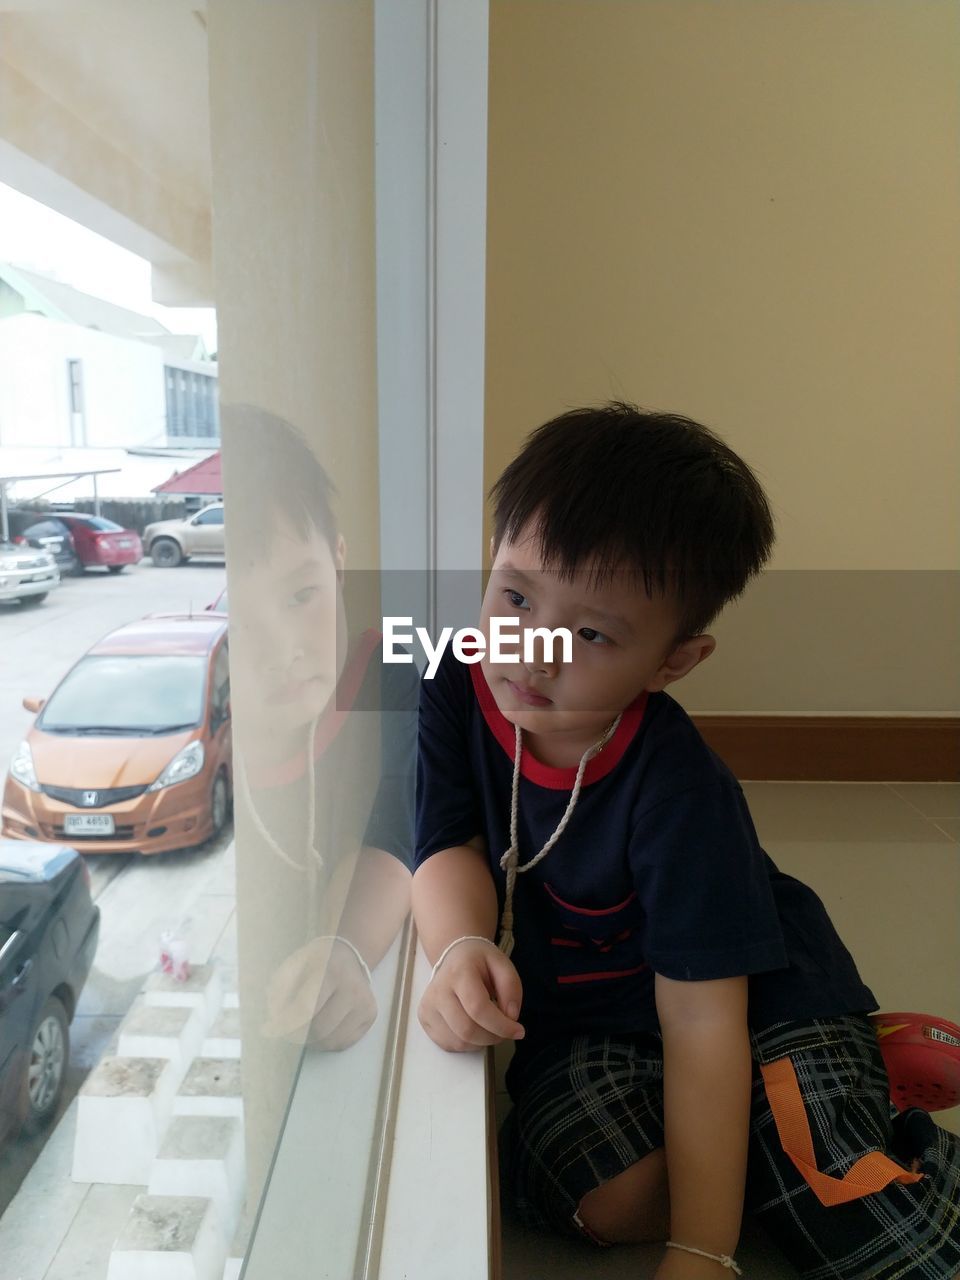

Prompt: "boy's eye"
[289,585,320,607]
[578,627,610,646]
[503,588,530,610]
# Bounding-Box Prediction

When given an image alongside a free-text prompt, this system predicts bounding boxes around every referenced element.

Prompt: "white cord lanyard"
[236,714,323,873]
[497,714,621,957]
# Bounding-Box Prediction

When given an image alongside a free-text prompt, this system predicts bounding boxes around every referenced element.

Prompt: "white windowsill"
[379,939,493,1280]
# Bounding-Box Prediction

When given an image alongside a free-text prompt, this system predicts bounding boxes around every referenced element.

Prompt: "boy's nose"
[522,630,557,676]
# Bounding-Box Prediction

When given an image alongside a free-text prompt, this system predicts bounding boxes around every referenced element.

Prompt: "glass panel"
[0,3,426,1268]
[210,3,425,1273]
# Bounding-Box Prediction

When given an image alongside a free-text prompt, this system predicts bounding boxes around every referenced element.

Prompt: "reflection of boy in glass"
[223,404,415,1052]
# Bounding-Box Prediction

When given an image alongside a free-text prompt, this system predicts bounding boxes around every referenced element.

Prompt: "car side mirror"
[22,696,45,713]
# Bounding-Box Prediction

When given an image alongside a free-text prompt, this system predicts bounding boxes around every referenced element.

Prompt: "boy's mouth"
[505,679,553,707]
[267,673,328,704]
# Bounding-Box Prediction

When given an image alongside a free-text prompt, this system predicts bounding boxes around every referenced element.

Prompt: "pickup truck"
[143,503,225,568]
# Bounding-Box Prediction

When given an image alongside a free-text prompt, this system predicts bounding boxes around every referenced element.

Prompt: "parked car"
[2,614,232,856]
[52,513,143,573]
[5,512,79,576]
[0,543,60,606]
[0,840,99,1143]
[143,503,225,568]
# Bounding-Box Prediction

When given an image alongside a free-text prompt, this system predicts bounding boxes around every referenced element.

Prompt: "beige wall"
[485,0,959,715]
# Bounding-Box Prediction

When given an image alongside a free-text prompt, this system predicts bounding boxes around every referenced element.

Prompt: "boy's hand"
[419,939,525,1052]
[262,936,377,1052]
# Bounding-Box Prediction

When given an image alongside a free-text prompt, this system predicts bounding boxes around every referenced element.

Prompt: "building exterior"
[0,262,218,452]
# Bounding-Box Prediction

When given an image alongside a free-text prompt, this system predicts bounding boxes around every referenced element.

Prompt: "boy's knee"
[575,1147,670,1245]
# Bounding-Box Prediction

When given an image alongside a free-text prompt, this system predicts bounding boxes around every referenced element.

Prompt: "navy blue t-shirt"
[415,646,877,1040]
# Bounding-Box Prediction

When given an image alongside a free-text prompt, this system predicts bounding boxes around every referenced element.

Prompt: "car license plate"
[118,540,133,548]
[64,813,115,835]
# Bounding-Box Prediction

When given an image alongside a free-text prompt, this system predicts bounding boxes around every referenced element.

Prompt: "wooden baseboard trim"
[691,716,960,782]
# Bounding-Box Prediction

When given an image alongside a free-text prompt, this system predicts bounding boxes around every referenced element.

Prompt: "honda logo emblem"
[81,791,99,807]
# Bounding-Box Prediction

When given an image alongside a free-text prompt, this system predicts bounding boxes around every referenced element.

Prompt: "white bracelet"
[666,1242,743,1274]
[430,935,498,980]
[317,935,373,988]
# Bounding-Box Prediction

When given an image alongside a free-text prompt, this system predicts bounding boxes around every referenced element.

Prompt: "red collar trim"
[468,661,647,791]
[247,628,382,788]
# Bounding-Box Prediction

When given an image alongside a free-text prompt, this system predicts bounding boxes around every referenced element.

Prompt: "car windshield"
[39,655,207,732]
[78,516,125,532]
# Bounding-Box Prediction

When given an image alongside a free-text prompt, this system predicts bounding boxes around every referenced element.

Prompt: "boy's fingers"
[485,955,523,1023]
[455,971,524,1040]
[418,1004,475,1053]
[438,998,500,1048]
[427,982,504,1048]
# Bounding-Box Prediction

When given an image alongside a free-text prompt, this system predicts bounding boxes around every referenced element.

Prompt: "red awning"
[153,451,222,495]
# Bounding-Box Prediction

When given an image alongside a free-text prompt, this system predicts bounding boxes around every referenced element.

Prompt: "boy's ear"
[489,534,497,561]
[646,635,717,692]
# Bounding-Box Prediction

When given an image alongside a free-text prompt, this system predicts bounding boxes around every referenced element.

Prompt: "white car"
[0,543,60,605]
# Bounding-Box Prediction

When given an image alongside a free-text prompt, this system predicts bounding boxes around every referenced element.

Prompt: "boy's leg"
[500,1030,668,1245]
[575,1147,670,1244]
[746,1014,960,1280]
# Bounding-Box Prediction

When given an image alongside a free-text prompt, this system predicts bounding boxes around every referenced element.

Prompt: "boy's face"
[478,520,715,753]
[230,517,348,748]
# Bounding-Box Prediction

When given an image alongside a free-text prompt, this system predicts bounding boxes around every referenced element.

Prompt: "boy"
[412,404,960,1279]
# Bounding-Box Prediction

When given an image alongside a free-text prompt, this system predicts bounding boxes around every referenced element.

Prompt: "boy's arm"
[654,973,752,1279]
[261,848,412,1049]
[325,845,413,971]
[412,838,525,1051]
[412,835,497,959]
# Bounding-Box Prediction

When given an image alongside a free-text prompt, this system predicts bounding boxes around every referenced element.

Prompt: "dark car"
[51,513,142,573]
[0,841,99,1143]
[6,512,79,576]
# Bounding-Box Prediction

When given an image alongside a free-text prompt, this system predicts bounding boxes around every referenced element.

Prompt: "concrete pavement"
[0,554,235,1268]
[0,556,226,770]
[0,838,237,1279]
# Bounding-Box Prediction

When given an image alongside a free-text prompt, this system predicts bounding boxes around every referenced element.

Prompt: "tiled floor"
[498,781,960,1280]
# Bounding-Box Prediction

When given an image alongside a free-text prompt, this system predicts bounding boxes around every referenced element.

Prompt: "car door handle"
[11,959,33,988]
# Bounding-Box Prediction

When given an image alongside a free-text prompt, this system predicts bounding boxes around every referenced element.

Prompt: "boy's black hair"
[489,402,775,645]
[220,403,339,563]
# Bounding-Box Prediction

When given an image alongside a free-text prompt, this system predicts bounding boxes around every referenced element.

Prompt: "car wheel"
[107,565,125,574]
[20,998,69,1134]
[151,538,183,568]
[210,771,230,838]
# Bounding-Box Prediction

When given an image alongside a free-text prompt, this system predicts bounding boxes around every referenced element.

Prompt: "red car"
[53,514,143,574]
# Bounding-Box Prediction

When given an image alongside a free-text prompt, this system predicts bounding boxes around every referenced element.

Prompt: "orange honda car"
[2,614,232,855]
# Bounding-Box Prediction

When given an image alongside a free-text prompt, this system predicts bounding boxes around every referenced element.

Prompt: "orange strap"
[760,1057,925,1207]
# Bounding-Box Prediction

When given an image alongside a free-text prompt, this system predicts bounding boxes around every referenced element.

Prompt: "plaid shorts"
[498,1014,960,1279]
